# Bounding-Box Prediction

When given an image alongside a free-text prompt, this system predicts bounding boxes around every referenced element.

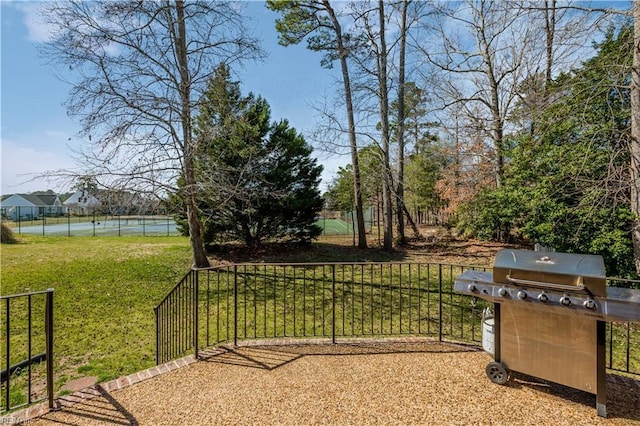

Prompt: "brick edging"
[1,354,197,424]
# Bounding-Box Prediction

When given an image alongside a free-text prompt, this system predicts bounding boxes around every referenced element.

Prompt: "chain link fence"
[2,207,179,237]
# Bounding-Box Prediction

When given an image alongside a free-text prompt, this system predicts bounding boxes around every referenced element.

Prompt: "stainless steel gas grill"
[454,249,640,417]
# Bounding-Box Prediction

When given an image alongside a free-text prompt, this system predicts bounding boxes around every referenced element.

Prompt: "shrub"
[1,222,18,244]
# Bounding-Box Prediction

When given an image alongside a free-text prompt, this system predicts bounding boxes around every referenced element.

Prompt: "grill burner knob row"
[560,296,572,307]
[517,290,527,300]
[538,293,549,303]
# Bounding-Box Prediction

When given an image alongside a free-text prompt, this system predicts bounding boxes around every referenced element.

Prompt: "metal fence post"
[5,297,10,410]
[233,265,238,346]
[45,289,54,410]
[332,265,336,344]
[193,270,199,359]
[155,306,160,365]
[626,322,631,373]
[438,264,443,342]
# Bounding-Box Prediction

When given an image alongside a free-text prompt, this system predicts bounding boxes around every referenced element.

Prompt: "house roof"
[33,194,59,205]
[20,194,53,205]
[2,193,60,206]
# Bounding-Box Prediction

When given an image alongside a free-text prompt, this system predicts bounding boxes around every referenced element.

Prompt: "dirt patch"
[207,228,527,268]
[61,376,98,393]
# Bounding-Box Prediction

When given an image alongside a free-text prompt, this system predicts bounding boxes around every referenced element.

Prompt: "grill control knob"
[538,293,549,303]
[583,299,598,310]
[517,290,528,300]
[468,284,477,292]
[498,288,508,297]
[560,296,572,307]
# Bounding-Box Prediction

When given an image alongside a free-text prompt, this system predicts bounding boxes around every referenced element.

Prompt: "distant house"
[63,188,161,216]
[1,193,64,220]
[63,189,101,215]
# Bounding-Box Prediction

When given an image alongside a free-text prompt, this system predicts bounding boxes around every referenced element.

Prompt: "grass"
[1,235,193,394]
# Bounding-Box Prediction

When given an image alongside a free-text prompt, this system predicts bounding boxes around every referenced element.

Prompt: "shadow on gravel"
[199,340,480,371]
[506,373,640,422]
[199,346,304,370]
[39,384,139,425]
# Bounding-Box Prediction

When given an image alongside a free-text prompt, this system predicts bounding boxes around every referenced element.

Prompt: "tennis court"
[318,207,374,236]
[11,216,179,237]
[318,218,355,235]
[11,216,365,237]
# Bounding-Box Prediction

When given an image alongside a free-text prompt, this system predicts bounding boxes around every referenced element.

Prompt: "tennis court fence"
[4,208,376,238]
[4,206,446,238]
[3,210,179,237]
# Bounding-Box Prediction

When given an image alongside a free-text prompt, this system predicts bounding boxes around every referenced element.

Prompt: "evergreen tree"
[193,64,324,246]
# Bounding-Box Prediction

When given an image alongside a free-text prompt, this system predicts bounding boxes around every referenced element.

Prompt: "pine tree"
[193,64,324,246]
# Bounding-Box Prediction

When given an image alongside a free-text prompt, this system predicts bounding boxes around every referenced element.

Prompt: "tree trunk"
[544,0,556,87]
[176,1,210,268]
[402,203,421,238]
[324,0,368,249]
[395,0,409,245]
[378,1,394,251]
[631,0,640,274]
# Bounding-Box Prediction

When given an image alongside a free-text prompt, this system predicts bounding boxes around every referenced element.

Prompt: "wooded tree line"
[40,1,639,277]
[270,0,639,277]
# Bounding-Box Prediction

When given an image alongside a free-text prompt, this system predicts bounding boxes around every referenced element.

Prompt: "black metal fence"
[0,289,54,414]
[155,262,492,363]
[155,262,640,379]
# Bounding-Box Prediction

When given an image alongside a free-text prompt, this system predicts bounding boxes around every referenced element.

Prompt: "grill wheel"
[486,362,509,385]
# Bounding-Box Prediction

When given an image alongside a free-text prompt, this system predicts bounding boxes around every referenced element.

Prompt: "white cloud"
[1,138,77,194]
[13,1,52,43]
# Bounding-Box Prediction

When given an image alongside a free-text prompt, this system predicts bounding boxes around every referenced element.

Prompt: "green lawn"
[1,235,193,389]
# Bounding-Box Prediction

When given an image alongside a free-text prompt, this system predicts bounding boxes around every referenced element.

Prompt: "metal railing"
[155,262,492,364]
[1,289,54,414]
[155,263,640,378]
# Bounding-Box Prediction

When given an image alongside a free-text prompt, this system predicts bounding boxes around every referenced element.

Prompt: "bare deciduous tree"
[350,0,394,250]
[39,1,264,267]
[632,0,640,273]
[395,0,410,244]
[417,0,535,188]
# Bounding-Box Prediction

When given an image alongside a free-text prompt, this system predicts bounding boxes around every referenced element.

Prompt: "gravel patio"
[11,341,640,425]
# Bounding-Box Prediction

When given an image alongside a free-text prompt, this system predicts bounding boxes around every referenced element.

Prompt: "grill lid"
[492,249,606,296]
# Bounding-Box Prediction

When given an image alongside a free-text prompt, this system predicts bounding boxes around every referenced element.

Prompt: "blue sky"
[0,1,347,195]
